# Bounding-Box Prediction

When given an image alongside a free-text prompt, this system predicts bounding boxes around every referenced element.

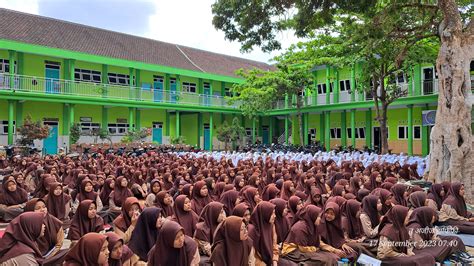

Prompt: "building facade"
[0,9,473,156]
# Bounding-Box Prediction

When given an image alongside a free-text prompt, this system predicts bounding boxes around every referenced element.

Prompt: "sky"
[0,0,303,63]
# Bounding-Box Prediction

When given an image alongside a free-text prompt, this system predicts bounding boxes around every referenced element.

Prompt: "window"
[153,76,164,83]
[0,59,17,73]
[339,80,351,92]
[317,84,327,94]
[108,123,130,135]
[310,128,316,138]
[414,126,421,139]
[182,82,197,93]
[224,87,232,97]
[75,69,101,83]
[347,127,366,139]
[245,128,252,136]
[108,73,130,85]
[330,128,341,139]
[398,126,408,139]
[45,61,60,70]
[80,122,100,135]
[0,120,15,134]
[397,72,406,83]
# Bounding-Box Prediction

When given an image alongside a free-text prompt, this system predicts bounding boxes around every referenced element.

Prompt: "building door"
[152,122,163,144]
[204,124,211,150]
[422,67,435,95]
[43,121,58,155]
[45,62,60,94]
[373,126,381,152]
[153,76,163,102]
[262,126,269,144]
[203,83,211,106]
[170,78,177,103]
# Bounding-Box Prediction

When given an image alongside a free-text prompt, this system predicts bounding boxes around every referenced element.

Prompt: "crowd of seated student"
[0,150,471,266]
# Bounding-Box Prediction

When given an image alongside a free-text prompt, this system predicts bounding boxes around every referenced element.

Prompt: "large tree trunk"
[380,104,389,154]
[428,0,473,202]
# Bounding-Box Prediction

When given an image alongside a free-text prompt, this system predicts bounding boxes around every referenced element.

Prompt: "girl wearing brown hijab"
[194,202,226,257]
[287,195,303,223]
[438,182,474,234]
[45,182,71,221]
[306,187,324,208]
[427,183,445,210]
[220,190,240,216]
[99,177,115,209]
[24,198,66,263]
[364,171,382,191]
[390,183,408,207]
[269,198,290,244]
[407,206,465,263]
[104,232,134,266]
[113,197,141,243]
[191,180,212,216]
[74,179,103,211]
[0,179,28,221]
[232,203,251,225]
[233,176,246,192]
[282,205,339,265]
[68,199,105,243]
[372,188,394,215]
[248,201,280,266]
[377,205,436,266]
[172,195,199,237]
[241,187,261,211]
[148,220,200,266]
[109,176,133,209]
[145,178,162,207]
[360,195,382,239]
[0,212,45,266]
[154,191,174,218]
[128,207,165,262]
[63,232,110,266]
[261,184,280,201]
[319,202,358,261]
[210,216,254,266]
[280,180,295,201]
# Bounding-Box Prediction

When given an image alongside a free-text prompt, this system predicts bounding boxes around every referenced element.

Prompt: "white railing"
[0,73,239,109]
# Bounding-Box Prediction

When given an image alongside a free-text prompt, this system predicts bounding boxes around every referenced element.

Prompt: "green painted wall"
[181,113,199,146]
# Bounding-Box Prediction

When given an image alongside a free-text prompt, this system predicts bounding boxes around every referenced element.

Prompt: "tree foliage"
[69,123,81,145]
[216,117,246,150]
[16,115,50,146]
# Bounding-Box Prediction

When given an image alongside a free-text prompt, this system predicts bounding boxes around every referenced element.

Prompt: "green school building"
[0,9,473,156]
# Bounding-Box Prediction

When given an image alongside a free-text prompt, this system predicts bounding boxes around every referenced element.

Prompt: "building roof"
[0,8,274,78]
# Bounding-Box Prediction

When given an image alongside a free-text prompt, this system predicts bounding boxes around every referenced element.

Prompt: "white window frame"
[358,128,366,139]
[0,120,15,134]
[330,128,341,139]
[75,68,101,83]
[339,79,351,92]
[108,73,130,86]
[224,87,232,97]
[317,83,327,94]
[398,126,408,140]
[80,122,100,135]
[108,123,130,135]
[182,82,197,93]
[0,59,17,73]
[413,125,421,140]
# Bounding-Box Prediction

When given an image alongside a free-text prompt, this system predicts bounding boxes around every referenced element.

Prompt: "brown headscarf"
[232,203,250,218]
[0,179,28,205]
[46,182,71,220]
[172,195,199,237]
[270,198,290,244]
[220,190,240,216]
[24,198,63,255]
[105,232,134,266]
[194,202,224,243]
[241,187,259,211]
[319,202,345,249]
[285,205,321,247]
[147,221,198,266]
[248,201,275,265]
[407,206,436,241]
[261,184,280,201]
[390,184,407,207]
[68,199,105,241]
[442,182,469,218]
[113,197,140,232]
[427,183,444,210]
[379,205,410,253]
[99,178,115,207]
[342,199,363,239]
[210,216,252,266]
[408,191,427,209]
[76,179,98,202]
[191,180,212,216]
[64,233,108,266]
[280,180,294,201]
[111,176,133,207]
[361,195,380,228]
[128,207,162,261]
[154,191,174,218]
[0,212,44,263]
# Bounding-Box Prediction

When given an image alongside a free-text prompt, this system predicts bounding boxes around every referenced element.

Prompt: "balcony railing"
[0,73,239,109]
